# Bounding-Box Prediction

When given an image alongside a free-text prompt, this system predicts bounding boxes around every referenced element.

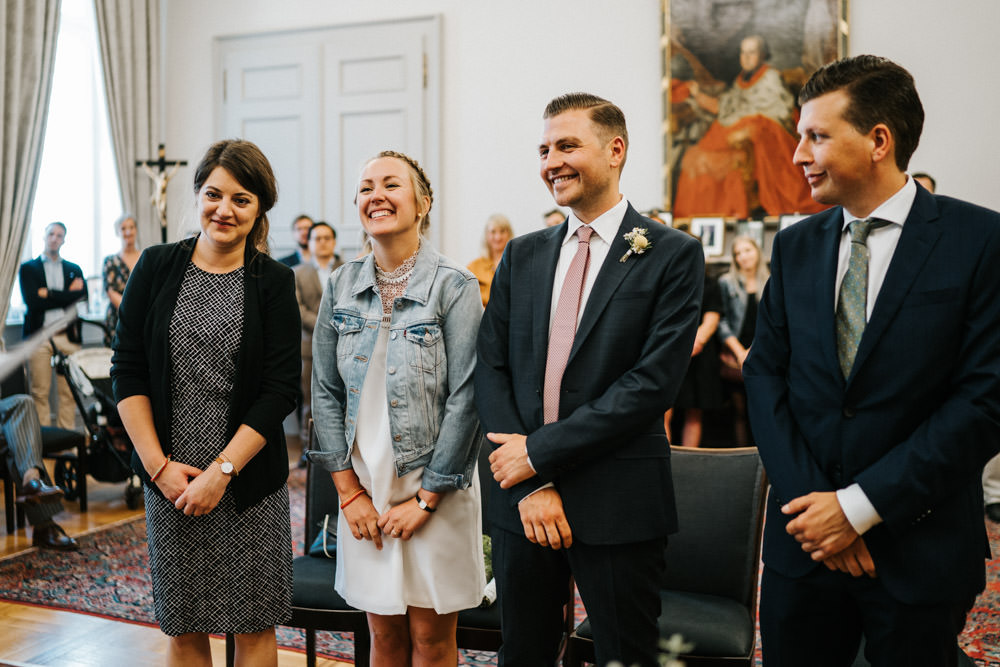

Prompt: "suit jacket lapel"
[850,191,942,381]
[815,210,844,383]
[532,224,564,375]
[568,206,642,360]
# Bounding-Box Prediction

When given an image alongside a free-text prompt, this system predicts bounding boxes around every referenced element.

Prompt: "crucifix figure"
[136,144,187,243]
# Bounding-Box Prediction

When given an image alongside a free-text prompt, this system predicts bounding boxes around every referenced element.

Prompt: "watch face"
[221,461,235,475]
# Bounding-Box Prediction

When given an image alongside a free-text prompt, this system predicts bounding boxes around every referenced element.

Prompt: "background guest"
[912,171,936,193]
[19,222,88,428]
[293,221,343,436]
[543,208,566,227]
[113,139,299,666]
[467,213,514,307]
[102,213,141,347]
[666,269,723,446]
[2,394,78,550]
[717,234,767,445]
[278,213,315,266]
[309,150,485,667]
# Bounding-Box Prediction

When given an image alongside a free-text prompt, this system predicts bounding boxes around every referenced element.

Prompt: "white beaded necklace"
[375,242,420,316]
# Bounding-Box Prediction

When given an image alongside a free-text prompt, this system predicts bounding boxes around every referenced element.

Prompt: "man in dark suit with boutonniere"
[475,92,704,666]
[744,55,1000,666]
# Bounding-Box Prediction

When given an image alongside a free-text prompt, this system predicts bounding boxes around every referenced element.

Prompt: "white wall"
[163,0,1000,264]
[163,0,663,264]
[850,0,1000,209]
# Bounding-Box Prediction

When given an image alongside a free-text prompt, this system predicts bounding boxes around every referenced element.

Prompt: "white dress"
[335,320,486,615]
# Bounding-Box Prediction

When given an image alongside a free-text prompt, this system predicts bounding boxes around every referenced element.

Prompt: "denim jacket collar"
[349,240,439,306]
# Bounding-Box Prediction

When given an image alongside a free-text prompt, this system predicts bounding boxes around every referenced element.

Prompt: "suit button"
[842,407,855,418]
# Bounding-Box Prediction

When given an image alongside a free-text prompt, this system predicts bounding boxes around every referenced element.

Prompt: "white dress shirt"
[834,176,918,535]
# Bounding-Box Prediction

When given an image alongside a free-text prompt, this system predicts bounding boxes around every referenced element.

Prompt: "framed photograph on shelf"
[736,220,765,248]
[690,217,725,256]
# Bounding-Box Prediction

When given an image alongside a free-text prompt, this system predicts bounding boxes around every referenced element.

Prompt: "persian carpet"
[1,468,997,665]
[0,467,496,664]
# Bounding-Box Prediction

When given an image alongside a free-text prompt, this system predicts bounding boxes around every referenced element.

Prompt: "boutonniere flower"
[619,227,651,263]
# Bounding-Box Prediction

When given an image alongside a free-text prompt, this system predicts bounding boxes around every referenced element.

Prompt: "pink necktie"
[543,225,594,424]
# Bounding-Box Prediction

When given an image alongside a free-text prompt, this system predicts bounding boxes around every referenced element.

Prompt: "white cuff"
[526,452,537,474]
[518,482,554,504]
[836,484,883,535]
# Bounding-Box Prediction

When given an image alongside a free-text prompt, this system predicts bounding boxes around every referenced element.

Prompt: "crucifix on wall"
[136,144,187,243]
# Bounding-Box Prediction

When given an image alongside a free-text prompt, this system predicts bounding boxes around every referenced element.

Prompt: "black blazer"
[111,238,301,511]
[475,204,704,544]
[19,256,88,342]
[744,187,1000,605]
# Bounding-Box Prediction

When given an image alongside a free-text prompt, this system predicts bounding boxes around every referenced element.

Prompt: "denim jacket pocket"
[331,311,366,360]
[404,321,444,372]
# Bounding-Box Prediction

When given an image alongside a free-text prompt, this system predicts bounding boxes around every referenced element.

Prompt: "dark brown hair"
[799,55,923,171]
[193,139,278,253]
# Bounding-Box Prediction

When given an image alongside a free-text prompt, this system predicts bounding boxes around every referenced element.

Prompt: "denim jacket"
[308,242,483,492]
[717,271,749,343]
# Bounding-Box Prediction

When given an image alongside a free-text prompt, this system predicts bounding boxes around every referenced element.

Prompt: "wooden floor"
[0,434,351,667]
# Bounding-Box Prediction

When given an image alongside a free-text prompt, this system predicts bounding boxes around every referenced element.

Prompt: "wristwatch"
[215,454,238,477]
[414,492,436,513]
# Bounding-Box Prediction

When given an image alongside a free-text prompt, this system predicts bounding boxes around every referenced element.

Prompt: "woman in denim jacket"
[717,235,769,444]
[309,150,485,665]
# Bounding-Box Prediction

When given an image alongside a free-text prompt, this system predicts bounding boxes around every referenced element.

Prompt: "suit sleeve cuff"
[836,483,883,535]
[518,482,554,504]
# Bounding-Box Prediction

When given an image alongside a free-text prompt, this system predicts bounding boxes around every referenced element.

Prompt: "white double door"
[217,16,441,258]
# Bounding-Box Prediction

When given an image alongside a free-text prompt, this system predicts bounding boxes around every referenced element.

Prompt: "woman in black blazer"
[111,139,300,665]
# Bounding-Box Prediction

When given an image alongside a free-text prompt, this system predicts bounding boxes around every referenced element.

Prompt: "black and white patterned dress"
[144,262,292,636]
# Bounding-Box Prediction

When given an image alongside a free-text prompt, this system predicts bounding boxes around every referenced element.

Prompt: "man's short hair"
[799,55,923,171]
[543,92,629,170]
[293,214,314,229]
[308,221,335,241]
[46,221,67,234]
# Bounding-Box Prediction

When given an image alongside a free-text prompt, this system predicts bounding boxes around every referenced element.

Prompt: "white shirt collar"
[562,196,628,246]
[841,176,917,230]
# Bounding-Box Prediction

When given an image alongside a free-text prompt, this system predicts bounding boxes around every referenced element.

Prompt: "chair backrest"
[304,426,340,548]
[662,446,767,609]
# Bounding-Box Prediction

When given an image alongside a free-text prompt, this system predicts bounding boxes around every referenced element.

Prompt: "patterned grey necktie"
[836,217,890,378]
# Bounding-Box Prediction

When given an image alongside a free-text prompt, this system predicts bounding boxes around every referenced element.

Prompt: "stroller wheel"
[54,458,80,501]
[125,482,143,510]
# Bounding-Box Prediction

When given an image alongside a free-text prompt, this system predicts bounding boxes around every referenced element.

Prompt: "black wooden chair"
[1,364,86,530]
[225,426,370,667]
[564,446,767,667]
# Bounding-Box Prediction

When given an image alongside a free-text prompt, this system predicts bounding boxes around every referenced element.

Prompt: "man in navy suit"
[475,92,704,666]
[744,55,1000,666]
[19,222,88,428]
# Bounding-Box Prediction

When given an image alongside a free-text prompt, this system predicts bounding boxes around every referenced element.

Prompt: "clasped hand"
[782,491,875,578]
[156,460,227,516]
[342,495,433,551]
[487,432,534,488]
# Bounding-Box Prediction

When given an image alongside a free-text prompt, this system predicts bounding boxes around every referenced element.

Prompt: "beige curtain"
[0,0,61,324]
[94,0,161,246]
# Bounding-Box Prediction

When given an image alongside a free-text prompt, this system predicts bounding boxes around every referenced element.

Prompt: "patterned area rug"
[1,468,998,665]
[0,467,494,665]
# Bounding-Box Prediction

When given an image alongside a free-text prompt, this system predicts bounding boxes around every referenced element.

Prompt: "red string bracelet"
[150,454,172,482]
[340,488,366,510]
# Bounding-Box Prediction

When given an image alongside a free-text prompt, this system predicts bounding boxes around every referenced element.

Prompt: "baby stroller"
[49,329,143,509]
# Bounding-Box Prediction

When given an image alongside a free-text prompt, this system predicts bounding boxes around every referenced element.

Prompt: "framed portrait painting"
[661,0,847,220]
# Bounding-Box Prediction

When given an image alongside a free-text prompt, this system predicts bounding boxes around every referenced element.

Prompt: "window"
[7,0,123,324]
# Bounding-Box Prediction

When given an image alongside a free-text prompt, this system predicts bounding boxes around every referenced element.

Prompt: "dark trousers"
[760,564,974,667]
[492,525,665,667]
[1,394,63,526]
